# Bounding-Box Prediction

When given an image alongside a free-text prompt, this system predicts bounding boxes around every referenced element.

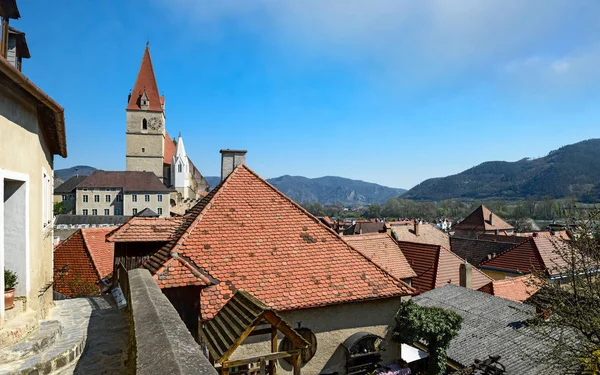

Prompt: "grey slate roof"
[54,175,88,194]
[136,208,158,217]
[450,237,516,266]
[55,214,132,226]
[413,284,555,375]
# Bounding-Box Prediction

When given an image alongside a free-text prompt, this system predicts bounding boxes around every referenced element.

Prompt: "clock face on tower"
[148,117,163,130]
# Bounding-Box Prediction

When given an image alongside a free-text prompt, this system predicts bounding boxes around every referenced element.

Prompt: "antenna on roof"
[146,40,149,48]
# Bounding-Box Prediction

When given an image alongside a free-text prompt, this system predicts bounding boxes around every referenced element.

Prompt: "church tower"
[125,45,167,182]
[172,133,192,198]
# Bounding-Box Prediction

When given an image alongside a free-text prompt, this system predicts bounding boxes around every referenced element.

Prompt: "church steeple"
[126,45,164,112]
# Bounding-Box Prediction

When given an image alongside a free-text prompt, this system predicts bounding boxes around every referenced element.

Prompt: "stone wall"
[127,269,216,375]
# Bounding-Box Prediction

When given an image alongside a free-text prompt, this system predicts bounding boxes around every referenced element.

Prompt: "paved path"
[55,296,129,375]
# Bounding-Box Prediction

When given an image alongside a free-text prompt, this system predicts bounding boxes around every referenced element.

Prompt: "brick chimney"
[220,149,247,181]
[414,220,420,236]
[459,262,473,289]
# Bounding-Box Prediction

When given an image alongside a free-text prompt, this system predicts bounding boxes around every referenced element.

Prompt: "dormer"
[140,90,149,110]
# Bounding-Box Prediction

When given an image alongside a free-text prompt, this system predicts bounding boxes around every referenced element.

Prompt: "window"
[178,163,182,173]
[142,148,145,153]
[158,195,163,202]
[115,208,121,215]
[145,194,150,202]
[105,194,111,202]
[83,194,89,203]
[132,208,138,215]
[104,209,110,215]
[94,194,100,202]
[92,209,98,215]
[62,195,67,201]
[142,118,148,130]
[82,209,89,215]
[116,194,122,202]
[83,188,88,191]
[105,188,111,191]
[157,208,163,215]
[132,194,137,202]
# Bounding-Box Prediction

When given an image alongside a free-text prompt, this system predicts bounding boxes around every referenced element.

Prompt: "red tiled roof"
[391,223,450,248]
[106,216,183,242]
[143,165,414,319]
[479,237,569,276]
[344,233,417,279]
[479,275,542,302]
[126,45,164,112]
[164,131,176,166]
[399,241,492,293]
[53,228,114,297]
[454,205,514,232]
[520,231,571,240]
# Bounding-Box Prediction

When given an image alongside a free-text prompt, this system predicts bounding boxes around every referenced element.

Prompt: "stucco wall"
[54,193,76,214]
[76,188,124,215]
[223,296,410,375]
[123,192,170,217]
[0,86,55,322]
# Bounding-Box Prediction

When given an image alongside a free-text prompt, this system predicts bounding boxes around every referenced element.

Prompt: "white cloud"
[156,0,600,92]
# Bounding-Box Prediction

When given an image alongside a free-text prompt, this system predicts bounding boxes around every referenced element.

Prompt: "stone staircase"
[0,300,87,374]
[0,296,128,375]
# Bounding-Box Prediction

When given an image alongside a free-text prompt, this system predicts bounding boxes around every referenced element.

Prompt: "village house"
[0,0,67,334]
[390,220,451,249]
[53,228,114,297]
[111,153,416,374]
[478,236,569,281]
[453,205,514,239]
[478,274,542,303]
[398,241,493,293]
[450,236,516,266]
[74,170,172,217]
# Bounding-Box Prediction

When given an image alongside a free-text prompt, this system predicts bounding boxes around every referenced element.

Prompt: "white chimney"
[220,149,247,181]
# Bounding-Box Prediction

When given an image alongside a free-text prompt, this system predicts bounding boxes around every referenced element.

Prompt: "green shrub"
[4,269,18,291]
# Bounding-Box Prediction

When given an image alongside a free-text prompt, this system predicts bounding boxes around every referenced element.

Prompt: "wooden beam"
[223,350,300,369]
[263,311,309,349]
[1,17,8,58]
[248,328,272,337]
[292,353,301,375]
[269,326,278,375]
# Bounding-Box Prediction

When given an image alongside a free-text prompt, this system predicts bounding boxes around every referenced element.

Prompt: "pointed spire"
[126,45,163,112]
[175,133,186,158]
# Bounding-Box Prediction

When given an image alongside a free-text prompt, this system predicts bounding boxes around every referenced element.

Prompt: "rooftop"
[107,216,183,243]
[77,171,172,192]
[126,45,163,112]
[343,232,417,280]
[143,164,414,320]
[54,175,88,194]
[450,237,516,266]
[454,205,514,232]
[482,275,542,303]
[399,241,492,293]
[391,222,450,248]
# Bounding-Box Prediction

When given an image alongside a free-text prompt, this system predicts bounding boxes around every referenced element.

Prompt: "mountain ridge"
[403,138,600,201]
[56,167,406,205]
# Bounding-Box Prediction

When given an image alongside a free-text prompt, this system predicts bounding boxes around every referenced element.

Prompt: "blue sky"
[13,0,600,189]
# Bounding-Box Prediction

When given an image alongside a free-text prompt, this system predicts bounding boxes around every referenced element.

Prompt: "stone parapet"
[127,269,216,375]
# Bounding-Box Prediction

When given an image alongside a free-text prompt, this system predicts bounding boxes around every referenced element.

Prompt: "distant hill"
[55,165,98,182]
[205,175,406,205]
[404,139,600,201]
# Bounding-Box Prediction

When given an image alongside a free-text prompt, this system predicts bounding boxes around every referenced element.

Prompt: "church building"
[125,45,209,201]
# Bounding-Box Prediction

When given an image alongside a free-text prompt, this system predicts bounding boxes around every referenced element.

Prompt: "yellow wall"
[481,269,521,281]
[0,85,55,322]
[223,296,410,375]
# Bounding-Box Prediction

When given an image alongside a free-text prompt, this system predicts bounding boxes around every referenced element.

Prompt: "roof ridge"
[80,229,105,281]
[238,165,415,293]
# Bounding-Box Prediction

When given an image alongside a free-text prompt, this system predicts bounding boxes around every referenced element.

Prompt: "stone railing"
[125,268,217,375]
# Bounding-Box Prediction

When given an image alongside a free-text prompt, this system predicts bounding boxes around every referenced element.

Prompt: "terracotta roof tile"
[454,205,514,232]
[391,223,450,248]
[399,241,492,294]
[479,237,569,276]
[143,165,414,319]
[126,45,164,112]
[106,216,183,242]
[53,228,114,297]
[479,275,542,302]
[344,233,417,279]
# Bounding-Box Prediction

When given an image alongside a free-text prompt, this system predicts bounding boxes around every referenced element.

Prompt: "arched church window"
[142,118,148,130]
